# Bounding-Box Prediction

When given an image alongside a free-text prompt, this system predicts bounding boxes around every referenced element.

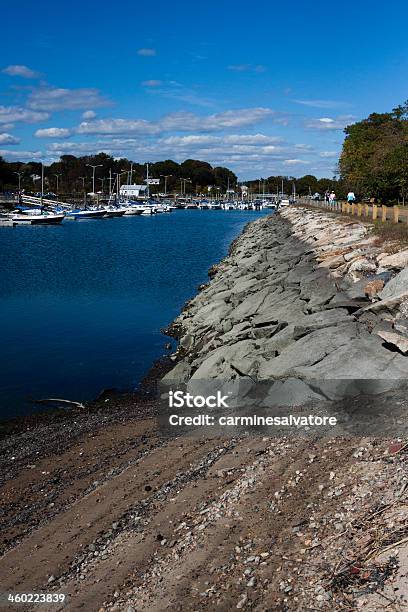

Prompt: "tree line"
[340,101,408,203]
[245,175,339,197]
[0,152,342,197]
[0,154,237,195]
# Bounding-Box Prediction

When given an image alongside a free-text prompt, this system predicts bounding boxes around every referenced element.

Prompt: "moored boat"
[12,212,65,225]
[66,209,107,220]
[123,206,144,215]
[103,207,126,217]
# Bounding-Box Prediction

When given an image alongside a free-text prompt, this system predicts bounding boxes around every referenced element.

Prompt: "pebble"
[236,593,247,609]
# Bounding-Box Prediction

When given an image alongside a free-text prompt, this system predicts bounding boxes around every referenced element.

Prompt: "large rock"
[293,335,408,393]
[357,290,408,314]
[262,378,327,406]
[257,323,358,378]
[230,287,271,322]
[379,250,408,269]
[377,330,408,354]
[348,258,377,273]
[191,340,258,379]
[379,268,408,300]
[293,308,350,339]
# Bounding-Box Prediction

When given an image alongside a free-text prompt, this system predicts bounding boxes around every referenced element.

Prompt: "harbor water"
[0,210,270,419]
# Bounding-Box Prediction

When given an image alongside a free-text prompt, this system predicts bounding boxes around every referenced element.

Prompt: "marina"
[0,208,271,418]
[0,195,284,225]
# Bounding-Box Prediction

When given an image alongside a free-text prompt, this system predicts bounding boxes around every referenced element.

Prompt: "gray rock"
[293,309,350,339]
[344,249,363,262]
[162,361,192,384]
[295,335,408,385]
[258,323,358,378]
[379,268,408,300]
[357,290,408,314]
[180,334,195,351]
[377,330,408,354]
[230,287,271,322]
[262,378,327,406]
[394,319,408,335]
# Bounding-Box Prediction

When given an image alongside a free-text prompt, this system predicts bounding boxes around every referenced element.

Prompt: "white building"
[119,184,147,199]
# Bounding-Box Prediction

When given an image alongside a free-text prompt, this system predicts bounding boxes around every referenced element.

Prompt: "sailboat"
[12,165,65,224]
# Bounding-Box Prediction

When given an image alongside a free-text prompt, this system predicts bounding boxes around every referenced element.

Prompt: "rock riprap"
[163,207,408,401]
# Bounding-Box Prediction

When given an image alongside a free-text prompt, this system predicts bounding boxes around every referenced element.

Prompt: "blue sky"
[1,0,408,179]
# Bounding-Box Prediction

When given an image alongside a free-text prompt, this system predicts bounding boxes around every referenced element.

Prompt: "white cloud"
[160,133,283,148]
[35,127,72,138]
[137,48,156,56]
[142,80,162,87]
[0,132,20,144]
[44,131,293,169]
[305,115,355,130]
[77,118,160,135]
[145,82,215,108]
[0,105,49,124]
[293,99,349,109]
[160,108,276,131]
[319,151,338,158]
[0,149,42,160]
[82,110,96,120]
[42,134,338,179]
[75,108,277,136]
[2,64,40,78]
[294,143,314,151]
[28,87,110,111]
[228,64,266,73]
[283,159,309,165]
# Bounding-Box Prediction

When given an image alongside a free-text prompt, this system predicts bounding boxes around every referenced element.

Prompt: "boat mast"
[41,163,44,208]
[146,162,150,199]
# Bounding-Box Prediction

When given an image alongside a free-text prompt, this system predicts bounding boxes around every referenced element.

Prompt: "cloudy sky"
[1,0,408,179]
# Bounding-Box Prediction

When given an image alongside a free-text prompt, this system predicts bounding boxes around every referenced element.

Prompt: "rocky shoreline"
[163,207,408,402]
[2,207,408,611]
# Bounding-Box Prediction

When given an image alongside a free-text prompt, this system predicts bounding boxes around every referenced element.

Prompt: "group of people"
[324,190,356,206]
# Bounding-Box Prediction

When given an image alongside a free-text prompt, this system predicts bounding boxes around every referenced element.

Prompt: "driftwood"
[30,398,86,409]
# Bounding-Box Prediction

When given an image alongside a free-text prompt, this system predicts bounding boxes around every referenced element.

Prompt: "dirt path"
[2,405,407,611]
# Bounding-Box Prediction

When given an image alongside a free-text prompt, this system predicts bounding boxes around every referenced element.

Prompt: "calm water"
[0,210,270,419]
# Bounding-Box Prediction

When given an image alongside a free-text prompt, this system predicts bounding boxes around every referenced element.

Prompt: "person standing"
[347,190,356,203]
[329,191,336,206]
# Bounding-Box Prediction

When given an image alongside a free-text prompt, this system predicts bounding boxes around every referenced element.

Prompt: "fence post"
[382,205,387,222]
[357,204,362,216]
[364,204,369,217]
[394,206,399,224]
[372,204,378,220]
[351,203,355,215]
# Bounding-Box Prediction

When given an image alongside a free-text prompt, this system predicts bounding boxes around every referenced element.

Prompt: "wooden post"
[394,206,399,224]
[342,202,347,213]
[351,203,355,215]
[372,204,378,220]
[357,204,362,216]
[365,204,369,217]
[382,205,387,222]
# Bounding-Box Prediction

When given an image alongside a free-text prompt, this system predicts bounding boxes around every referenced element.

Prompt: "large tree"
[339,102,408,202]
